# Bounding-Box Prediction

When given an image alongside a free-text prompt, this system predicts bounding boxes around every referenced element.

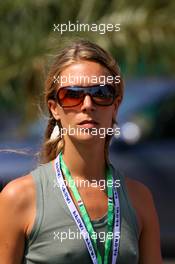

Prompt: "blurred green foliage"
[0,0,175,125]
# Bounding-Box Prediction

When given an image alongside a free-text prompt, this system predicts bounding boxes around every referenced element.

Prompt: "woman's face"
[48,60,121,143]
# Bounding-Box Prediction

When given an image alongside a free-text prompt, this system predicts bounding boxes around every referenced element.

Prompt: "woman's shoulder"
[1,174,35,201]
[125,177,153,198]
[125,177,155,209]
[125,177,159,235]
[0,174,36,235]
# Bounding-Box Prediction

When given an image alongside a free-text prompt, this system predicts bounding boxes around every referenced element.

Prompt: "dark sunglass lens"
[92,86,115,105]
[58,88,83,107]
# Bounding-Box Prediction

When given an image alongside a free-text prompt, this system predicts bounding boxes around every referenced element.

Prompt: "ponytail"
[40,118,64,163]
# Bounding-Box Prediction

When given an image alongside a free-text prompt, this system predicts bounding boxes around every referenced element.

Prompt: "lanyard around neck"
[54,152,120,264]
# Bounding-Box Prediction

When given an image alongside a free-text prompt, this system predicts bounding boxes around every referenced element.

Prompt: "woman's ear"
[48,99,60,120]
[112,96,122,120]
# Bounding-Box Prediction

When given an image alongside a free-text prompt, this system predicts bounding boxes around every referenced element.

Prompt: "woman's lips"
[77,120,99,128]
[78,123,97,128]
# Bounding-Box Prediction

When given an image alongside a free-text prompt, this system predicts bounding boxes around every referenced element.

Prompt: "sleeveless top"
[23,160,139,264]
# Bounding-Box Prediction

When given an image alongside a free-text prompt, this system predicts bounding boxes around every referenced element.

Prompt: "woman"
[0,40,162,263]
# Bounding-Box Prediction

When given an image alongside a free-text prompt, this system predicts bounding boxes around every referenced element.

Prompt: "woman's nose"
[81,94,96,111]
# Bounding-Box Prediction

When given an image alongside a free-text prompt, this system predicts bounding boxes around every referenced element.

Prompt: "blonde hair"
[40,39,124,164]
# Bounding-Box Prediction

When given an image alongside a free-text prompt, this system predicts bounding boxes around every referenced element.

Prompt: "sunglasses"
[55,85,118,108]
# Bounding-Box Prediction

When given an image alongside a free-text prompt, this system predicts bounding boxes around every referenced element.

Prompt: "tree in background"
[0,0,174,134]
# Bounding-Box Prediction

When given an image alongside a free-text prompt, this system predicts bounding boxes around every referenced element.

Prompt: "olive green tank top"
[23,160,139,263]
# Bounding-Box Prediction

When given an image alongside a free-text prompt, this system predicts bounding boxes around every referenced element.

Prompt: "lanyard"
[54,152,120,264]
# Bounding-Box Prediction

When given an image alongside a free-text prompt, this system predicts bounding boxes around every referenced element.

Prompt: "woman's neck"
[61,137,107,182]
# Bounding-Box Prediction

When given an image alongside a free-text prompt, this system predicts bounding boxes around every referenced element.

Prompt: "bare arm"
[0,175,35,264]
[138,184,163,264]
[125,178,162,264]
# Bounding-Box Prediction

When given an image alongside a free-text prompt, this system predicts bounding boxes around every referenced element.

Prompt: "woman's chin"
[70,133,105,143]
